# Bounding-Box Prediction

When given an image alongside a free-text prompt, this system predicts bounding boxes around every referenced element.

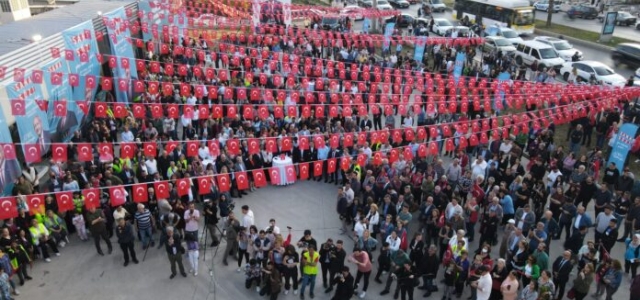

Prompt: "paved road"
[348,5,636,80]
[533,9,640,41]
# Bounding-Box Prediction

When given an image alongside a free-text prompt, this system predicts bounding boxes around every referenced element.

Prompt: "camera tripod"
[200,223,224,261]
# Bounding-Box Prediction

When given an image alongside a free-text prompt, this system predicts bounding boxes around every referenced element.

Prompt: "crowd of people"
[2,5,640,300]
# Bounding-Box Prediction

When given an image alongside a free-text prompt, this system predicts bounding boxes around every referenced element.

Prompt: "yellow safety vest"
[28,223,48,245]
[302,251,320,275]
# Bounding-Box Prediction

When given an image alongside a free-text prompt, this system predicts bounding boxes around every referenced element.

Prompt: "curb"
[533,28,615,52]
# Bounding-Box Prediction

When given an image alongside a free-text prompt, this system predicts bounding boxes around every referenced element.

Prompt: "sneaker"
[194,272,198,276]
[284,290,289,295]
[256,287,260,293]
[59,241,66,248]
[45,258,51,262]
[359,291,366,298]
[294,290,298,295]
[13,289,19,295]
[55,252,61,257]
[310,293,315,299]
[189,269,194,274]
[237,268,242,272]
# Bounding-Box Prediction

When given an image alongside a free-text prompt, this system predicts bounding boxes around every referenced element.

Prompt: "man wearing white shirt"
[445,199,463,221]
[145,157,158,176]
[121,125,135,142]
[353,217,367,239]
[198,143,212,161]
[471,156,488,180]
[546,167,563,191]
[265,219,280,235]
[472,266,492,300]
[240,205,255,228]
[385,231,401,253]
[344,183,355,205]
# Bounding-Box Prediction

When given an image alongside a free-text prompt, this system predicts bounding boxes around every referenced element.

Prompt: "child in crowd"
[245,259,262,292]
[72,211,88,241]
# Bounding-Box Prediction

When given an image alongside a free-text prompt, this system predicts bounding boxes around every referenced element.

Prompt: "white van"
[514,40,565,71]
[424,0,446,12]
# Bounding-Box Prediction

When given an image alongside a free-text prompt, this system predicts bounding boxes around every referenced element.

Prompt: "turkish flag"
[143,142,157,157]
[299,163,310,180]
[51,144,67,162]
[102,77,113,91]
[167,103,179,118]
[299,136,309,150]
[98,142,113,159]
[164,141,179,154]
[54,101,67,117]
[13,68,25,82]
[340,156,351,171]
[132,103,145,119]
[109,186,127,207]
[227,139,240,155]
[313,161,323,177]
[154,182,170,199]
[285,165,296,183]
[112,102,127,118]
[56,191,75,212]
[10,99,25,116]
[236,171,250,190]
[265,138,277,153]
[327,158,337,174]
[176,178,191,196]
[208,139,220,157]
[281,137,293,152]
[82,188,100,209]
[186,141,198,158]
[23,144,41,163]
[132,184,148,203]
[211,105,223,119]
[269,167,282,185]
[119,143,136,159]
[26,194,45,216]
[31,70,43,84]
[0,197,18,220]
[252,169,267,188]
[418,144,428,157]
[198,177,212,195]
[314,136,325,149]
[77,143,93,162]
[373,152,383,165]
[149,103,162,119]
[248,138,260,155]
[216,174,231,192]
[36,100,49,112]
[1,144,16,160]
[357,154,367,167]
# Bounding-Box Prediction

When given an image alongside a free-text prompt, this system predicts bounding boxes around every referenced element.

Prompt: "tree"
[546,0,554,27]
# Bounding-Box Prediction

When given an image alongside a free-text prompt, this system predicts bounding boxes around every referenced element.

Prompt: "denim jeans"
[300,274,317,296]
[139,227,153,248]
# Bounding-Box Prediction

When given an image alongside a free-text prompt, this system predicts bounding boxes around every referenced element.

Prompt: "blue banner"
[383,23,395,51]
[103,7,139,103]
[41,58,79,142]
[414,36,427,63]
[362,18,371,34]
[0,105,21,194]
[7,70,51,156]
[453,52,466,84]
[496,72,511,114]
[62,20,101,119]
[608,123,638,172]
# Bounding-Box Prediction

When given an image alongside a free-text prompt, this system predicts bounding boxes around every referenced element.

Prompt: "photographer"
[331,266,354,300]
[203,199,220,247]
[218,194,232,236]
[323,240,346,293]
[223,212,240,266]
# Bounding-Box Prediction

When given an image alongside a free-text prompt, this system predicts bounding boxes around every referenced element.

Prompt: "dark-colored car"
[321,16,341,30]
[385,13,415,27]
[357,0,373,8]
[598,11,637,26]
[611,43,640,69]
[389,0,410,8]
[566,5,598,19]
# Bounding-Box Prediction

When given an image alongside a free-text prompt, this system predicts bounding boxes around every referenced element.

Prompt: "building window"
[0,0,11,12]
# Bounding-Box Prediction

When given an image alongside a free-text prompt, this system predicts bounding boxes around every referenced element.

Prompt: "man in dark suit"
[305,144,318,163]
[325,148,342,184]
[0,148,21,190]
[33,116,52,154]
[165,226,187,279]
[552,250,573,300]
[54,109,78,142]
[292,146,305,164]
[359,115,372,131]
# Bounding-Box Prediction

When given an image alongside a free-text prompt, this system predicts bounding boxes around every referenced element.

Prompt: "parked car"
[611,43,640,69]
[533,0,560,13]
[340,5,364,21]
[432,18,454,36]
[484,25,524,45]
[321,16,341,30]
[389,0,410,8]
[560,61,627,86]
[424,0,447,12]
[357,0,373,7]
[483,36,517,56]
[566,4,598,19]
[533,36,583,62]
[376,0,394,10]
[444,26,478,37]
[386,13,415,27]
[597,11,637,26]
[408,0,419,4]
[514,40,565,71]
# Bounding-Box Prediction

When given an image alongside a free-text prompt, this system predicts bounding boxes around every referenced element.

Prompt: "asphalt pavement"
[533,8,640,41]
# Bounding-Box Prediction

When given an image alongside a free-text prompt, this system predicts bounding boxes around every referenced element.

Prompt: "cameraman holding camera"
[331,266,354,300]
[204,199,220,247]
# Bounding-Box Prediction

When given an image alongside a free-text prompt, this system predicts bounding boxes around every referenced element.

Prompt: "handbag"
[566,288,576,299]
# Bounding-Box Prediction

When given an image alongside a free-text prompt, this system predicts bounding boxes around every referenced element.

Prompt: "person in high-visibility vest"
[8,240,31,285]
[28,219,60,262]
[299,244,320,299]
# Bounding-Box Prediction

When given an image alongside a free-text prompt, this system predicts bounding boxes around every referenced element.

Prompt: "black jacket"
[165,233,185,256]
[419,252,439,278]
[332,273,354,299]
[378,248,392,271]
[116,222,135,244]
[552,256,573,282]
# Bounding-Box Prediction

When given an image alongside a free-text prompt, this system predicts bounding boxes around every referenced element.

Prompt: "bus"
[453,0,535,36]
